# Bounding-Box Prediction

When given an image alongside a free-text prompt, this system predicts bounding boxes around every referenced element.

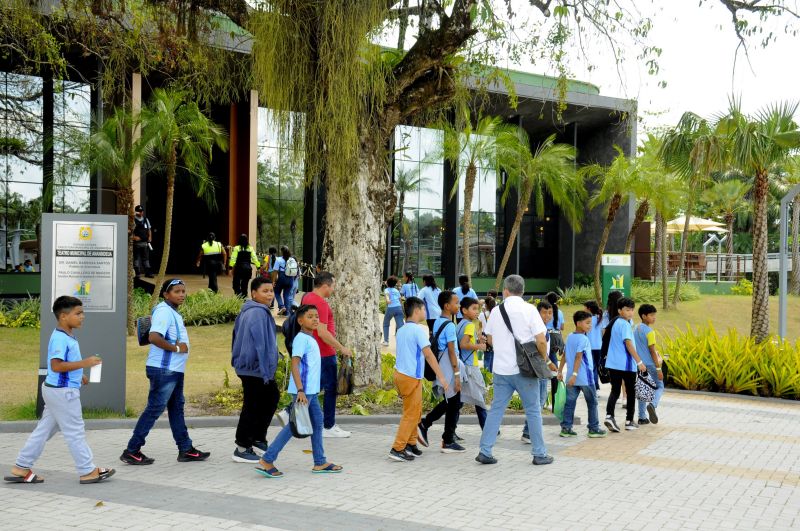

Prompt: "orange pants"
[392,371,422,452]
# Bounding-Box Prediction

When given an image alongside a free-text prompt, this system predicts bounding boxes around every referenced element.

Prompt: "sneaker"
[405,444,423,457]
[587,429,608,438]
[604,416,620,433]
[441,441,466,453]
[416,423,429,447]
[647,403,659,424]
[252,441,269,456]
[388,448,413,462]
[532,454,554,465]
[120,449,155,466]
[475,453,497,465]
[559,428,578,438]
[381,341,389,346]
[323,425,351,438]
[638,418,650,425]
[625,421,639,431]
[177,447,211,462]
[276,408,290,427]
[232,447,260,463]
[454,432,464,442]
[520,433,531,444]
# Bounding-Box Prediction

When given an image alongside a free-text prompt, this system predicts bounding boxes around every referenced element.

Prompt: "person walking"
[132,205,153,278]
[229,234,260,298]
[195,232,227,293]
[400,271,418,299]
[475,274,554,466]
[382,275,404,346]
[300,272,353,438]
[272,246,300,316]
[418,275,442,332]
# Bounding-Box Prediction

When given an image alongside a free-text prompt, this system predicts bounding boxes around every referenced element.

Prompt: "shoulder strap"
[456,320,473,363]
[432,321,449,358]
[498,303,518,342]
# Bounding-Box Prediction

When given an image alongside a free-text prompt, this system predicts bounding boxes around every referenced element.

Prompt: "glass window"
[417,162,443,210]
[417,209,443,275]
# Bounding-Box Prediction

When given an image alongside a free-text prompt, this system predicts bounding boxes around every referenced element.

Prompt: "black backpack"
[424,321,452,382]
[281,311,301,354]
[598,316,620,383]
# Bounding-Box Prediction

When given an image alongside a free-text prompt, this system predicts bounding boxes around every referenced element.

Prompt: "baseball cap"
[134,205,143,212]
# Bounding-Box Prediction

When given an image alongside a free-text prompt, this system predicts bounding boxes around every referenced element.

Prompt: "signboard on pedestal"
[601,254,632,304]
[38,214,127,415]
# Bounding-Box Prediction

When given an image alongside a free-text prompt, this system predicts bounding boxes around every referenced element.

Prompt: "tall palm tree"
[623,134,665,254]
[493,130,584,292]
[393,165,431,275]
[701,179,751,278]
[649,170,685,309]
[660,112,726,306]
[137,89,228,308]
[721,101,800,341]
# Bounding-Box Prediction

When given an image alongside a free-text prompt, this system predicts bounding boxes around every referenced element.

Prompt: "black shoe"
[388,448,414,462]
[177,446,210,462]
[416,423,429,447]
[638,418,650,425]
[454,432,464,442]
[475,453,497,465]
[604,416,620,433]
[405,444,423,457]
[120,449,155,465]
[533,454,554,465]
[647,403,659,424]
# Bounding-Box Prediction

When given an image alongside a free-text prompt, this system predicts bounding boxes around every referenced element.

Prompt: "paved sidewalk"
[2,390,800,530]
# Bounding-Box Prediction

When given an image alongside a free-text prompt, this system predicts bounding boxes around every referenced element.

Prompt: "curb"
[0,413,574,434]
[666,388,800,405]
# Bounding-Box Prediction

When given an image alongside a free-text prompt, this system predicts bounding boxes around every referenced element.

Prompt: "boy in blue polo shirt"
[5,296,113,485]
[257,304,342,476]
[389,297,449,462]
[635,304,664,425]
[557,311,607,438]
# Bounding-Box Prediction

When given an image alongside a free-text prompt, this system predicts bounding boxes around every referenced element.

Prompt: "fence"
[636,252,793,282]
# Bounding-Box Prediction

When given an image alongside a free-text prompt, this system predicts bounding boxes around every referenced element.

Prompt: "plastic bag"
[553,380,567,422]
[289,400,313,438]
[337,356,354,395]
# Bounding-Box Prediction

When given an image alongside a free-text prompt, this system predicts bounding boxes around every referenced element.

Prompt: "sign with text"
[601,254,632,304]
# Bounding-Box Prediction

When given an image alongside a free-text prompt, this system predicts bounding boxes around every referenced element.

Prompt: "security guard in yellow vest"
[229,233,260,297]
[195,232,227,293]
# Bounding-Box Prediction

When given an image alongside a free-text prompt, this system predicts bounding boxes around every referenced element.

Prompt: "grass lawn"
[2,294,799,419]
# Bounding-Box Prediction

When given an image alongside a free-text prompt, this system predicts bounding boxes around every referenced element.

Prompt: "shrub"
[133,288,244,326]
[0,297,41,328]
[557,281,700,306]
[730,278,753,295]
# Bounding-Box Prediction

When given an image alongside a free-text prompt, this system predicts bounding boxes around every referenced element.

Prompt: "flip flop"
[80,468,115,484]
[255,466,283,478]
[312,463,342,474]
[4,470,44,484]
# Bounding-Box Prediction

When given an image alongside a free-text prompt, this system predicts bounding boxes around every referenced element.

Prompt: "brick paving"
[2,389,799,530]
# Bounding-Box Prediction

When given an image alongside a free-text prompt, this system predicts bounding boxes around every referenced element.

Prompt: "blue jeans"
[562,384,601,431]
[127,367,192,452]
[483,349,494,373]
[591,350,601,390]
[320,356,338,429]
[276,280,296,315]
[263,394,326,466]
[638,365,665,419]
[480,373,548,459]
[523,377,551,437]
[383,306,404,342]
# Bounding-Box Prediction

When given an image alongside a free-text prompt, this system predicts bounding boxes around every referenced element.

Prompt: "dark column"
[89,62,103,214]
[442,156,458,290]
[557,122,579,288]
[42,70,54,213]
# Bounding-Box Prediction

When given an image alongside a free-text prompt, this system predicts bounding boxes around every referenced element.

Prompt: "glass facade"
[53,81,91,214]
[457,153,498,277]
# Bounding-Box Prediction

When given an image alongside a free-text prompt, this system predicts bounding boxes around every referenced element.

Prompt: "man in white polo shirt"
[475,274,554,466]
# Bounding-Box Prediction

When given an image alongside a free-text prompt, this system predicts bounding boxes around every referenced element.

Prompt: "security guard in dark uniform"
[228,233,260,297]
[195,232,227,293]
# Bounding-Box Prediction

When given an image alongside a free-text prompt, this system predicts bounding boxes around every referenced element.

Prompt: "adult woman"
[195,232,227,293]
[229,234,260,298]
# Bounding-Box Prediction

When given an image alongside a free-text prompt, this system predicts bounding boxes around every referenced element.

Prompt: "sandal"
[255,466,283,478]
[312,463,342,474]
[4,469,44,484]
[79,467,115,484]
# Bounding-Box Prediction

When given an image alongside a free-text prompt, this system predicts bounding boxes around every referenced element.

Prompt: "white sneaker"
[276,409,290,427]
[323,425,352,438]
[381,341,389,346]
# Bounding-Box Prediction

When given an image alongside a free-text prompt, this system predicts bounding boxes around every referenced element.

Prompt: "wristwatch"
[297,388,305,394]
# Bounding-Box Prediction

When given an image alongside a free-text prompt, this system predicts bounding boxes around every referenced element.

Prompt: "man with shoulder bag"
[474,275,554,466]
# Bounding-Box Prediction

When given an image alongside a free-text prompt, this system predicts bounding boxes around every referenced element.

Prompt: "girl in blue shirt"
[418,274,442,332]
[400,271,419,299]
[382,276,404,345]
[453,275,477,322]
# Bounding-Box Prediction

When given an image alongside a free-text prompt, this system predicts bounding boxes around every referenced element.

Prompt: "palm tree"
[660,112,726,306]
[137,89,228,308]
[393,165,431,275]
[622,135,665,254]
[493,130,584,292]
[721,101,800,341]
[649,170,685,309]
[86,108,139,334]
[584,147,635,304]
[701,179,751,278]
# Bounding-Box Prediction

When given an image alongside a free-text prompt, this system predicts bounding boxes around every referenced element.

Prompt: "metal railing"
[637,252,792,282]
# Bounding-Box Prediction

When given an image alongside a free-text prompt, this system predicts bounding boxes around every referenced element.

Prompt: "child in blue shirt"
[5,296,113,485]
[453,275,477,321]
[389,297,449,462]
[399,271,419,299]
[257,304,342,477]
[557,311,607,438]
[584,300,605,391]
[382,275,404,346]
[456,297,488,428]
[634,304,664,425]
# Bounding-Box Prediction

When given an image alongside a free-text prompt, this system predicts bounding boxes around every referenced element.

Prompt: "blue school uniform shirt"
[634,323,657,366]
[45,328,83,388]
[564,332,594,387]
[453,286,477,319]
[395,322,430,379]
[288,331,321,395]
[433,317,457,355]
[400,282,418,299]
[604,318,636,372]
[418,286,442,320]
[587,314,604,350]
[545,309,565,331]
[384,287,402,308]
[146,302,190,373]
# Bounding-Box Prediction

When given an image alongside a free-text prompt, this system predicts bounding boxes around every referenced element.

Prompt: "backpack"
[281,311,301,355]
[424,320,452,381]
[136,306,180,347]
[285,257,299,277]
[598,316,620,384]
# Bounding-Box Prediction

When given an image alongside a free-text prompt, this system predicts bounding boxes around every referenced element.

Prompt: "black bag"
[424,321,451,382]
[136,316,152,346]
[598,316,620,384]
[281,311,301,354]
[498,304,551,379]
[337,357,354,395]
[549,312,565,356]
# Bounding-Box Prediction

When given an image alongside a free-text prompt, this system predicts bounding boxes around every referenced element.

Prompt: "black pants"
[232,268,252,297]
[422,392,461,444]
[606,369,637,422]
[204,259,221,293]
[235,376,280,448]
[133,242,150,275]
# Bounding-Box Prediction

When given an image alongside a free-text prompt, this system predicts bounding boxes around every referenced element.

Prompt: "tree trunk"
[671,190,696,307]
[461,163,477,283]
[624,199,649,254]
[593,194,622,304]
[654,211,663,280]
[725,213,735,280]
[790,197,800,295]
[659,212,668,310]
[149,147,177,309]
[116,186,136,335]
[324,144,395,387]
[494,180,533,292]
[396,0,409,50]
[396,195,405,276]
[750,170,770,342]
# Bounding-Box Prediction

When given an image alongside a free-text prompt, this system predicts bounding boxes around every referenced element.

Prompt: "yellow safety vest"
[201,241,223,255]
